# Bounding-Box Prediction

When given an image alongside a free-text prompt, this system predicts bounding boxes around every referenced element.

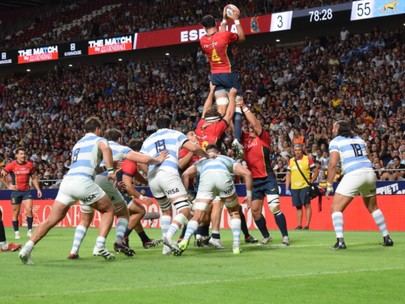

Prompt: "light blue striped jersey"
[140,128,187,174]
[195,155,236,177]
[66,133,108,179]
[98,141,133,176]
[329,135,372,174]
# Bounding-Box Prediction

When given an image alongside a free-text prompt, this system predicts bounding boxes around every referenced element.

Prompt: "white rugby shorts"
[55,176,106,207]
[148,169,188,202]
[336,169,376,197]
[196,172,235,201]
[80,175,125,213]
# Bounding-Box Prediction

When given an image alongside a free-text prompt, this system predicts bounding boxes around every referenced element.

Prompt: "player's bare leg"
[126,200,159,249]
[304,203,312,229]
[11,203,21,239]
[178,200,210,253]
[224,194,242,254]
[68,211,93,259]
[162,195,191,255]
[22,199,34,237]
[251,199,271,244]
[91,195,115,259]
[112,202,135,256]
[209,198,224,248]
[19,201,70,264]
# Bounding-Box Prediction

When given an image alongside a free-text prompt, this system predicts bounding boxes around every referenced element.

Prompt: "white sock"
[160,215,171,239]
[332,211,344,238]
[372,209,389,237]
[95,236,106,249]
[115,218,128,244]
[230,218,241,248]
[22,240,34,255]
[70,225,87,254]
[166,223,180,242]
[183,220,198,241]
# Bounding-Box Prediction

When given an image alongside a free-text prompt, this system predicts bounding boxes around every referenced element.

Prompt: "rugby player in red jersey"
[239,98,290,245]
[2,147,42,240]
[199,8,245,151]
[0,155,21,252]
[179,131,201,172]
[194,83,257,247]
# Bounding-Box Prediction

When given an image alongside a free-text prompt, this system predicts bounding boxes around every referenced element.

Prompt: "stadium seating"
[0,27,403,187]
[1,0,350,50]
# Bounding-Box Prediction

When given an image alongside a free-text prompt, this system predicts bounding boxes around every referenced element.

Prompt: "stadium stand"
[1,0,351,50]
[0,26,403,187]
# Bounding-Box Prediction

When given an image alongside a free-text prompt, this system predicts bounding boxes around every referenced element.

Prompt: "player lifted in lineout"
[199,4,245,155]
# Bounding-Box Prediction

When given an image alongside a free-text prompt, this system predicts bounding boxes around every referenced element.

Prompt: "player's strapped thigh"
[263,176,281,214]
[192,199,210,212]
[80,204,94,214]
[172,196,191,212]
[214,89,229,106]
[155,196,172,211]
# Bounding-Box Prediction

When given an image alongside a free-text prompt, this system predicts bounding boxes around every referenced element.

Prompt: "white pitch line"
[2,266,404,300]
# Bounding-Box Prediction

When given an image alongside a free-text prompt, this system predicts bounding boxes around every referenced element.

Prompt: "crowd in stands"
[1,0,349,51]
[0,27,403,188]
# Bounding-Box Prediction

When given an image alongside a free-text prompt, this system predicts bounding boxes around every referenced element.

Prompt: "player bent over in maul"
[179,144,253,255]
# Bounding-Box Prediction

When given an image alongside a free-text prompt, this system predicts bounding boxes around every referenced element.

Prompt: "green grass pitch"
[1,228,404,304]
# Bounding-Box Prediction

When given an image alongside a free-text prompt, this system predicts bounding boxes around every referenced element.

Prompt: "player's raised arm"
[235,18,245,42]
[239,97,262,135]
[202,82,216,118]
[224,5,245,42]
[233,162,253,206]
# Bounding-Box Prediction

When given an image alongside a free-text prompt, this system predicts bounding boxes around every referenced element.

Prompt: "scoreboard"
[351,0,405,20]
[0,1,404,67]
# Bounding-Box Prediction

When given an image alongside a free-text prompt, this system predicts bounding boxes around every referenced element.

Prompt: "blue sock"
[274,212,288,237]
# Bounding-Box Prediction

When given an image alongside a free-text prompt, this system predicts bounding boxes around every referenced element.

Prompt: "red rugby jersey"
[179,147,200,168]
[195,119,228,150]
[121,159,138,177]
[4,160,35,191]
[242,130,273,179]
[199,31,238,74]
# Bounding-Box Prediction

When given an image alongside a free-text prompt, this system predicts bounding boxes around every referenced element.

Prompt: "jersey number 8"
[72,148,80,163]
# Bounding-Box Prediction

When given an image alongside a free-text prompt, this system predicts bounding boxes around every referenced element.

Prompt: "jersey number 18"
[350,144,363,157]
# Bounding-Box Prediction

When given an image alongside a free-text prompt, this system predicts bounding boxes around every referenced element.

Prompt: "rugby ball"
[224,4,240,20]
